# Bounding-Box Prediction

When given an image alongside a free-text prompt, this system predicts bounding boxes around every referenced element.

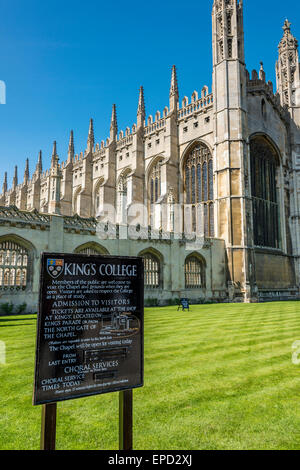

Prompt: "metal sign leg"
[119,390,133,450]
[40,403,57,450]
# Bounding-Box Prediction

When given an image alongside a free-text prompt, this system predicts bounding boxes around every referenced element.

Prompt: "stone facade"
[0,0,300,310]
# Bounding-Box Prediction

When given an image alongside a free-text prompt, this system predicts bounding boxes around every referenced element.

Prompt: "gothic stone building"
[0,0,300,312]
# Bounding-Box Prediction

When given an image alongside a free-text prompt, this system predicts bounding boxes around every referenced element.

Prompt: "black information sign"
[33,253,144,406]
[177,298,190,311]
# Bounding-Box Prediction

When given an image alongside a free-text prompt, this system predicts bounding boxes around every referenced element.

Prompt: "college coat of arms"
[47,259,64,279]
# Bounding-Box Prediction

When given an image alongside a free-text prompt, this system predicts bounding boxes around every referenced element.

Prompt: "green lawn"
[1,302,300,450]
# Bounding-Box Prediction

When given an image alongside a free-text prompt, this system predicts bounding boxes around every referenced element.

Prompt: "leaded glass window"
[197,164,202,203]
[149,159,163,204]
[250,136,280,248]
[202,161,208,201]
[185,255,205,289]
[143,253,160,289]
[184,143,214,236]
[117,173,128,223]
[0,241,29,290]
[149,159,163,226]
[75,245,107,256]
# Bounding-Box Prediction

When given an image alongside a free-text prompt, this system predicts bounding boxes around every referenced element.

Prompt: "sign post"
[33,253,144,450]
[119,390,133,450]
[40,403,57,450]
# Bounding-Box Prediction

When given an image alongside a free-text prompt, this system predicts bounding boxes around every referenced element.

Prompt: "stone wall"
[0,208,227,313]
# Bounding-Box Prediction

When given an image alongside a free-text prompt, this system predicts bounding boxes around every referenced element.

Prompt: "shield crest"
[47,259,64,279]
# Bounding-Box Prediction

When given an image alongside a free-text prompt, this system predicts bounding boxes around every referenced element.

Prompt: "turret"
[212,0,255,301]
[212,0,245,65]
[276,19,300,122]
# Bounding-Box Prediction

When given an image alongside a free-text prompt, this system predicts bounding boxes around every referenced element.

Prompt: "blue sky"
[0,0,299,188]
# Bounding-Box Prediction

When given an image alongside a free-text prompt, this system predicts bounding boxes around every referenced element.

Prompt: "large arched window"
[149,159,163,204]
[73,186,82,216]
[0,240,30,290]
[148,158,164,226]
[184,143,214,236]
[94,178,104,217]
[117,172,129,224]
[185,254,206,289]
[141,251,161,289]
[250,136,280,248]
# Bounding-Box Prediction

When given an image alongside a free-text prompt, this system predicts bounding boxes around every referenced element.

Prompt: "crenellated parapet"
[177,88,213,121]
[246,63,291,122]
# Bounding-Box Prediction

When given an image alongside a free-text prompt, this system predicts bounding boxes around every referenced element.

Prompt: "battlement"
[177,88,213,121]
[246,66,290,121]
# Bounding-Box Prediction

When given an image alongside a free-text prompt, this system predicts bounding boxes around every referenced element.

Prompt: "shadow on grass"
[0,317,36,323]
[0,323,36,328]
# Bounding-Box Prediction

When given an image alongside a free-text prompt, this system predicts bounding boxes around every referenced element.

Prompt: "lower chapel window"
[75,245,107,256]
[185,256,205,289]
[184,143,214,236]
[0,241,29,289]
[250,137,280,248]
[143,253,160,289]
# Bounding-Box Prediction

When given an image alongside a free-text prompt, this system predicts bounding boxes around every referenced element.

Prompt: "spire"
[35,150,43,175]
[276,19,300,108]
[169,65,179,113]
[169,65,179,99]
[110,104,118,141]
[51,141,59,168]
[12,165,18,189]
[137,86,145,129]
[279,18,298,48]
[87,119,94,153]
[68,130,75,163]
[137,86,145,117]
[24,158,29,184]
[283,19,292,35]
[259,62,266,82]
[2,172,7,194]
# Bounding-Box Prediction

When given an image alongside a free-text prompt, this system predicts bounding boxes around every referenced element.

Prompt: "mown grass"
[0,302,300,450]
